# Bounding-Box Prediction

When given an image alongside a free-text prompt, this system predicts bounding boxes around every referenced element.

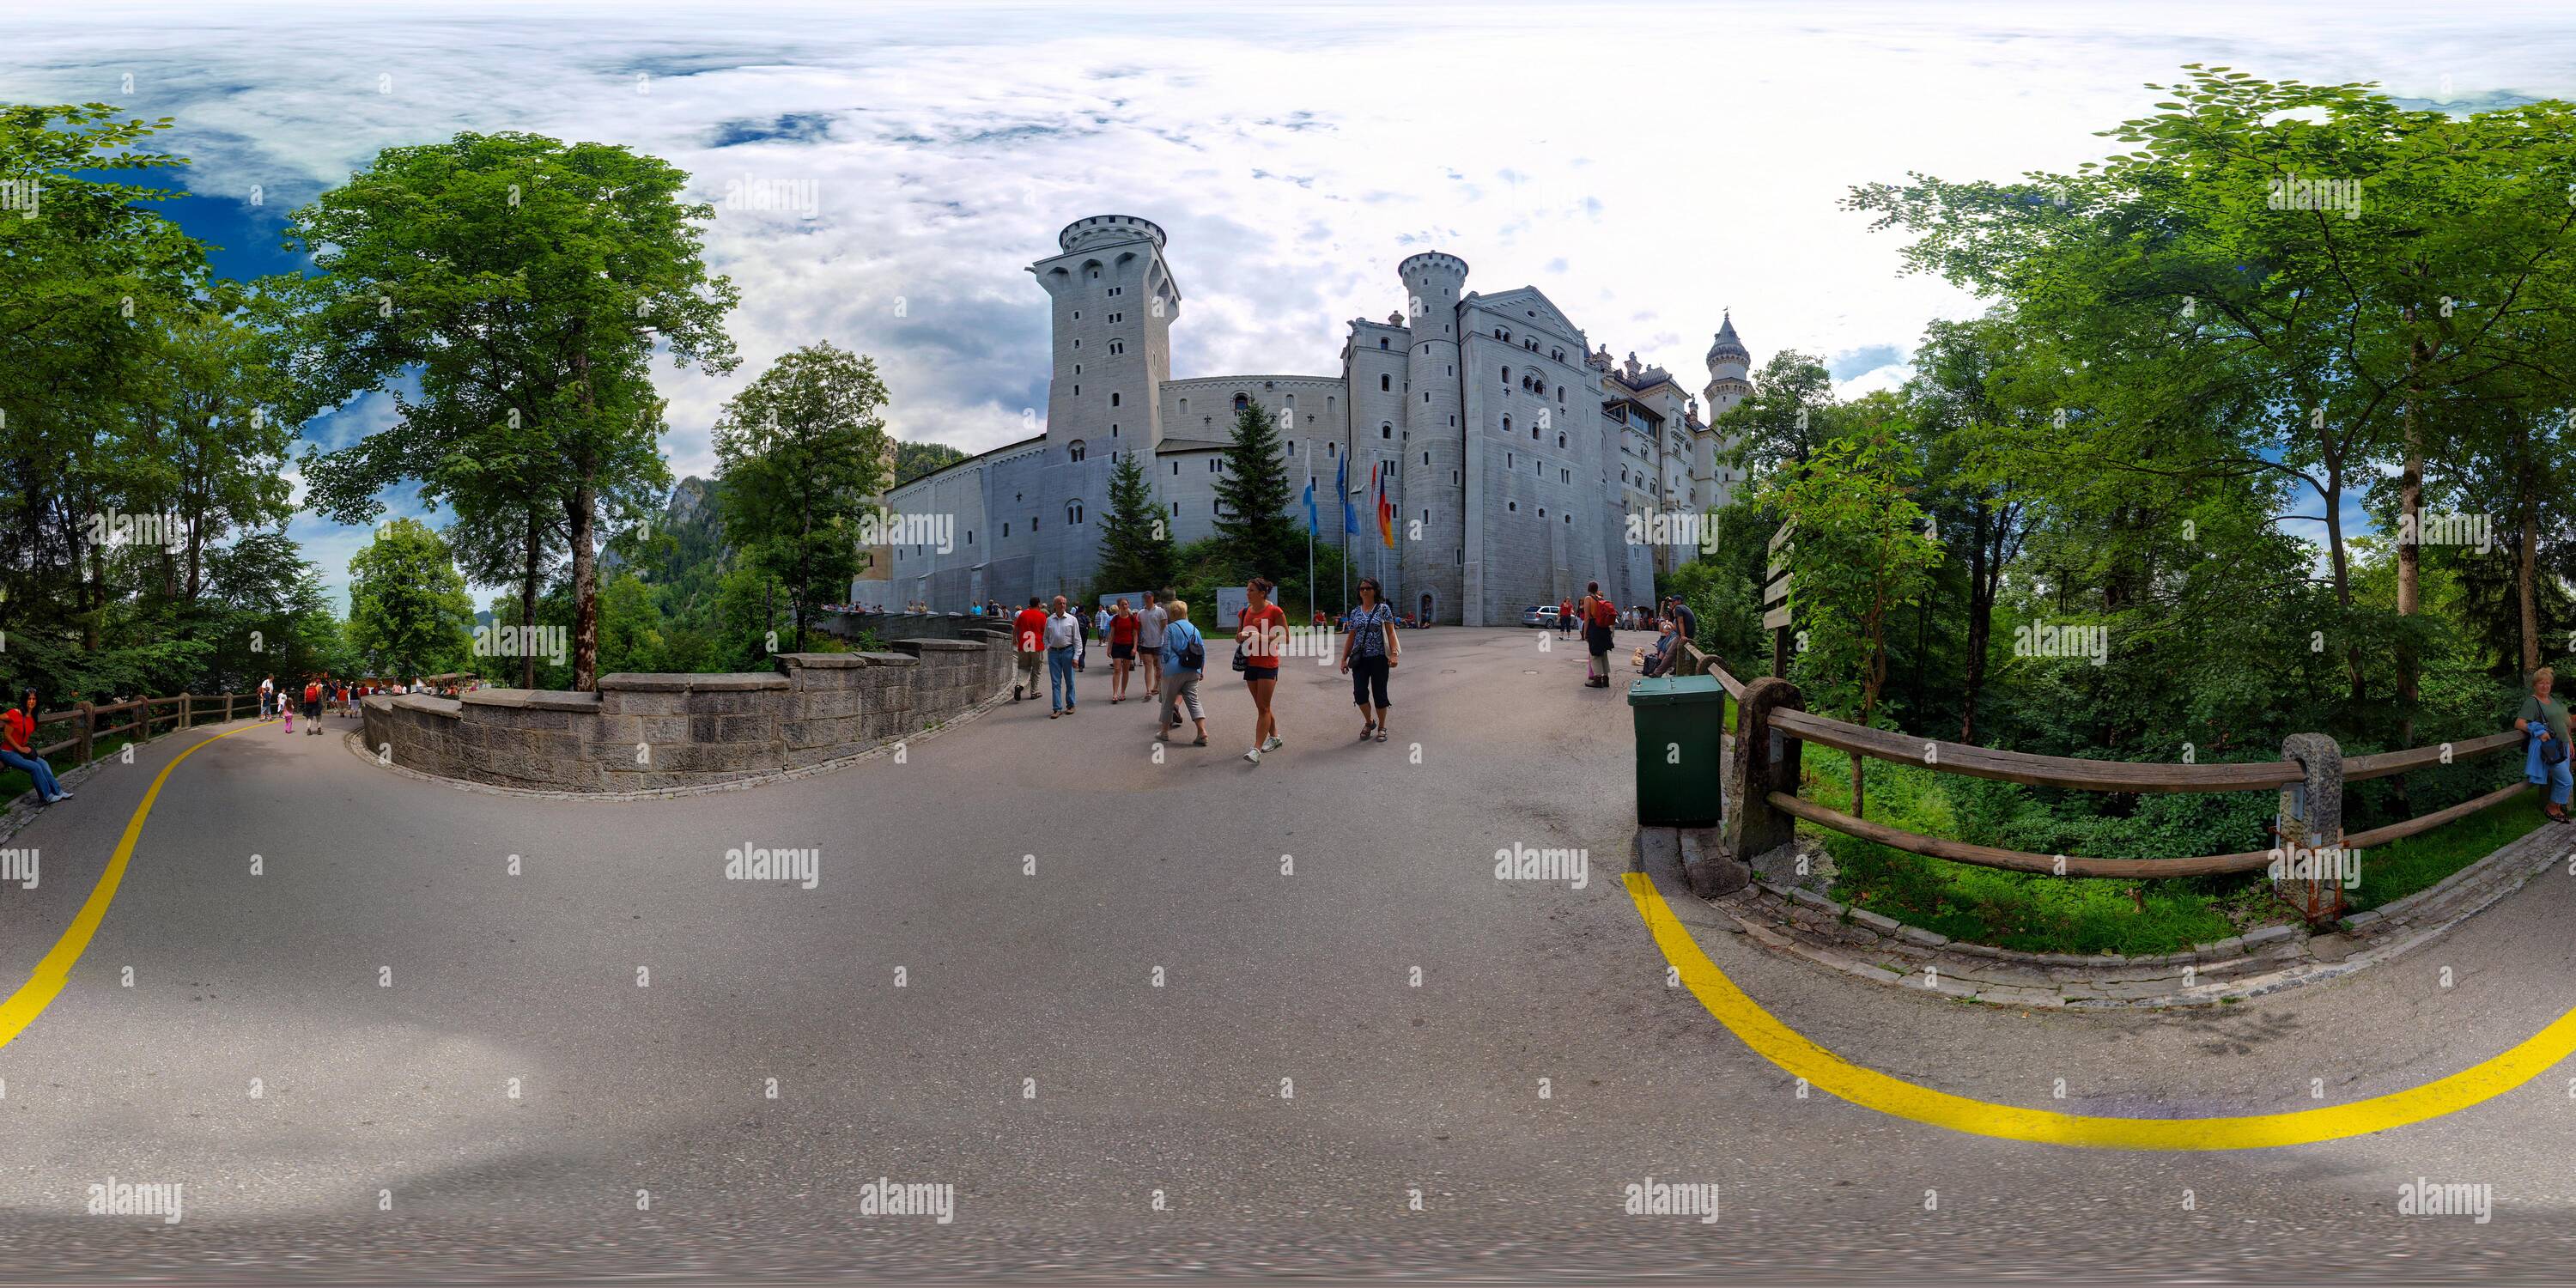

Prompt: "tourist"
[283,683,295,733]
[1558,596,1574,640]
[1045,594,1082,717]
[1339,576,1399,744]
[2,689,71,805]
[1641,617,1681,678]
[1107,598,1139,703]
[303,676,325,735]
[2520,666,2573,824]
[258,673,276,720]
[1666,595,1698,645]
[1156,597,1209,747]
[1238,576,1287,762]
[1136,590,1169,702]
[1583,581,1617,689]
[1012,597,1048,702]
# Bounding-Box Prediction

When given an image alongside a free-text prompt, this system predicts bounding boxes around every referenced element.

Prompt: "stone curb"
[1665,819,2573,1011]
[343,687,1015,802]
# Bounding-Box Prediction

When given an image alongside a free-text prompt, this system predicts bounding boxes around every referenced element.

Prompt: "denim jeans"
[0,748,64,801]
[1048,646,1078,711]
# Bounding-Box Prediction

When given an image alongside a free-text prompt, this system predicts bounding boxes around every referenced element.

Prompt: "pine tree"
[1095,447,1177,592]
[1213,403,1303,580]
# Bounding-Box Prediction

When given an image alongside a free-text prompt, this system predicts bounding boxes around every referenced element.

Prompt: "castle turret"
[1703,312,1751,420]
[1027,215,1178,595]
[1396,251,1467,625]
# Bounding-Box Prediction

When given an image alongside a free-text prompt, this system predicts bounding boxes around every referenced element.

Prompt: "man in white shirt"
[1136,591,1169,702]
[1044,595,1083,717]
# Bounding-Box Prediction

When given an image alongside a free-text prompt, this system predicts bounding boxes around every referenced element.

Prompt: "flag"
[1376,462,1394,548]
[1302,471,1318,536]
[1339,456,1357,533]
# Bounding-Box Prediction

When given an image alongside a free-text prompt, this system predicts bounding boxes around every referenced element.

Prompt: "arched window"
[1501,416,1512,435]
[1068,440,1086,462]
[1380,374,1391,392]
[1501,366,1512,386]
[1558,432,1566,449]
[1381,422,1393,440]
[1379,337,1390,349]
[1232,392,1249,413]
[1066,499,1084,525]
[1110,392,1121,407]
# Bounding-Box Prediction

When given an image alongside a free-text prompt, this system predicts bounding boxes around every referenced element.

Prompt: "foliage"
[711,342,889,653]
[344,518,473,679]
[1095,447,1178,595]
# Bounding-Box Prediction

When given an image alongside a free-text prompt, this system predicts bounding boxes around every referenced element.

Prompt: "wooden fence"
[21,691,264,772]
[1671,648,2524,923]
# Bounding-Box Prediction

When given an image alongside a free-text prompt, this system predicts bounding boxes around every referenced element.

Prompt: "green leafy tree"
[1095,447,1177,594]
[345,518,474,680]
[1213,403,1301,580]
[270,130,739,691]
[711,342,889,653]
[1765,399,1944,819]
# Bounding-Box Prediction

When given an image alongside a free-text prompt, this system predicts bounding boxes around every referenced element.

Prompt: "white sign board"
[1216,586,1249,629]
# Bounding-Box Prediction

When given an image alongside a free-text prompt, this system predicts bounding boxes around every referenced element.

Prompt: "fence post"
[1717,676,1806,889]
[2277,732,2347,926]
[180,693,192,731]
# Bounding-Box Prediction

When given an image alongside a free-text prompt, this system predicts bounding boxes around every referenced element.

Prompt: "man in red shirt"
[1011,597,1049,702]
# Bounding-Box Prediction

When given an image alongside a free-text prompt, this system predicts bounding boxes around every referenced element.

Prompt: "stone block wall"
[361,631,1013,793]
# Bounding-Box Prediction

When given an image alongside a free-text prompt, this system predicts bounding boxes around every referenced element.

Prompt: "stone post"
[2277,732,2346,926]
[1716,676,1805,886]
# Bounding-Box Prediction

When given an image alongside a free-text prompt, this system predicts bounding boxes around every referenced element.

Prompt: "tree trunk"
[2520,465,2542,677]
[2395,312,2426,751]
[1959,500,1994,744]
[519,510,542,690]
[568,486,599,691]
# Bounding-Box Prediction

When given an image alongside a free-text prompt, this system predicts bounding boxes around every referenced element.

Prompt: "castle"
[868,215,1753,625]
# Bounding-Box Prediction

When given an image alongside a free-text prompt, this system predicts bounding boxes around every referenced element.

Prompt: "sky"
[7,0,2576,607]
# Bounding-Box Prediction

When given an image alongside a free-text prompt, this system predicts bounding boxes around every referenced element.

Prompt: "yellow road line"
[1625,871,2576,1151]
[0,724,260,1049]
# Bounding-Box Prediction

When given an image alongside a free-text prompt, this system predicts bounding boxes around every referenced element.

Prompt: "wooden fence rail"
[1695,671,2531,925]
[21,691,258,771]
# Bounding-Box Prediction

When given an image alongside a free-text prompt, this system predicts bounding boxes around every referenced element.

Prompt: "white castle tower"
[1029,215,1180,594]
[1703,312,1751,421]
[1396,251,1468,625]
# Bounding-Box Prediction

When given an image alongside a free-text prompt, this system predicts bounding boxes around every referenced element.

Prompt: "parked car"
[1521,605,1558,629]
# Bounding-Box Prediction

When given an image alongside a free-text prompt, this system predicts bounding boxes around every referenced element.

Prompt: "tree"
[345,518,474,680]
[270,131,739,691]
[1713,350,1838,483]
[893,440,968,486]
[712,342,889,653]
[1904,313,2037,744]
[1765,399,1943,820]
[1095,447,1177,594]
[1213,403,1301,580]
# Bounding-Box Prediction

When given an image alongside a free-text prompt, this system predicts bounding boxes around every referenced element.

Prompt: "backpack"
[1176,625,1206,673]
[1589,598,1617,628]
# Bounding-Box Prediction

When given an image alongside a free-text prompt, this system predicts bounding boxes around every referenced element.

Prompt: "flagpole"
[1305,448,1315,626]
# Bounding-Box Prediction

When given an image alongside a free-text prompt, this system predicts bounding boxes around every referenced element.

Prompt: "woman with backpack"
[1156,598,1209,748]
[1339,577,1400,743]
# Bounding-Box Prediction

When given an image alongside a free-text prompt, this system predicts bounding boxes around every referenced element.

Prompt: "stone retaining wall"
[361,633,1013,793]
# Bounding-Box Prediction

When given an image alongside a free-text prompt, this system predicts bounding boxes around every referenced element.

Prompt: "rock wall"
[361,633,1012,793]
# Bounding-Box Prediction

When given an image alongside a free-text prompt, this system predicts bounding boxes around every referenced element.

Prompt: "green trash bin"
[1627,675,1726,827]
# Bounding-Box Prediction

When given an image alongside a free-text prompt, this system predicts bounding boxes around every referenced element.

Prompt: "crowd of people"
[1005,576,1408,765]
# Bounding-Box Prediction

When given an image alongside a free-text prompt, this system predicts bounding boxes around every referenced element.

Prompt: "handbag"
[1230,640,1249,673]
[2543,730,2567,766]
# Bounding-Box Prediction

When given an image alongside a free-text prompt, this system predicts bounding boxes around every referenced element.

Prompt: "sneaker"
[1262,735,1284,753]
[1192,736,1208,747]
[1243,747,1261,763]
[1050,710,1062,719]
[1013,685,1024,701]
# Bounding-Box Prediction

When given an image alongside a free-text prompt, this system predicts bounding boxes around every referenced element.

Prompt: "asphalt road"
[3,627,2575,1284]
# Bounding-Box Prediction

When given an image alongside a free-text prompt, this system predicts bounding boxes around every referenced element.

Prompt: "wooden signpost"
[1763,519,1794,677]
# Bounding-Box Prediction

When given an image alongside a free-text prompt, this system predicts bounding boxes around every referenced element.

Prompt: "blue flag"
[1303,473,1318,535]
[1339,456,1358,532]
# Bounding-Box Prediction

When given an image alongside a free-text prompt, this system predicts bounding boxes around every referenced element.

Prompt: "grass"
[0,708,245,803]
[1781,744,2544,956]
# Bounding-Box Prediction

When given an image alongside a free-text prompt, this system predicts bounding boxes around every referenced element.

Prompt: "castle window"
[1067,500,1084,525]
[1327,442,1337,457]
[1109,312,1123,323]
[1003,522,1011,537]
[967,530,974,544]
[1108,286,1122,296]
[1380,374,1390,392]
[1558,433,1566,448]
[1074,364,1082,374]
[1533,423,1540,440]
[1507,452,1515,468]
[1509,501,1518,513]
[1381,422,1392,440]
[1452,470,1460,484]
[1110,424,1118,437]
[1379,337,1389,349]
[1286,440,1297,456]
[1501,367,1511,386]
[1110,392,1121,407]
[1170,501,1179,515]
[1495,327,1509,340]
[1109,341,1124,355]
[1422,451,1430,465]
[1072,385,1079,396]
[1178,398,1185,414]
[1171,460,1180,476]
[1538,507,1546,518]
[1072,311,1081,320]
[1233,392,1249,412]
[1069,440,1086,462]
[1089,270,1098,280]
[1423,392,1431,404]
[1502,416,1512,435]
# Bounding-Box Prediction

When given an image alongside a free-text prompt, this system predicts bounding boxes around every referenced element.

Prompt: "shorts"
[1244,664,1279,682]
[303,699,321,718]
[1110,642,1135,660]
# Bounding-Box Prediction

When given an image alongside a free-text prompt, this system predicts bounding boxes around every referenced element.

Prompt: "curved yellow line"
[1625,871,2576,1150]
[0,723,261,1048]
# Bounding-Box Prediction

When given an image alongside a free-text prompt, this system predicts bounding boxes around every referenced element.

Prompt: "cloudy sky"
[8,0,2575,605]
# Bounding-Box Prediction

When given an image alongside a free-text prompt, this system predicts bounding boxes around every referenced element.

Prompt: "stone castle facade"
[870,215,1754,625]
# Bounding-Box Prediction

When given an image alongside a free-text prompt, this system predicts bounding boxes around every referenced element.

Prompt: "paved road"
[3,627,2573,1283]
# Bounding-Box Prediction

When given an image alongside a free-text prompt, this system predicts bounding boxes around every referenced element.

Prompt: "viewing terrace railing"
[1669,643,2524,924]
